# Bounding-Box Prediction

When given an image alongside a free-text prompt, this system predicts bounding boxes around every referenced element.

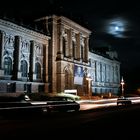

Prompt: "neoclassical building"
[0,15,120,96]
[89,51,120,95]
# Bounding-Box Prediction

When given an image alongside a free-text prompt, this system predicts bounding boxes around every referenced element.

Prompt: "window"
[21,60,28,77]
[81,45,84,60]
[35,62,41,79]
[4,57,12,75]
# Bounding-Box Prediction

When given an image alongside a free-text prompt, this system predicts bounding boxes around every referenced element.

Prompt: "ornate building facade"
[89,52,120,95]
[0,15,120,96]
[0,18,50,93]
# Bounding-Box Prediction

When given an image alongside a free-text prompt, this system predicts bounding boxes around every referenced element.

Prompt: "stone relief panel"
[3,33,15,59]
[62,28,68,39]
[80,35,85,47]
[35,42,43,66]
[80,35,85,59]
[72,31,76,42]
[63,63,71,74]
[62,28,69,57]
[20,39,30,61]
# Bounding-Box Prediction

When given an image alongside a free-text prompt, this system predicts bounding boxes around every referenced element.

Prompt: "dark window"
[81,45,83,59]
[35,62,41,79]
[21,60,28,77]
[4,57,12,75]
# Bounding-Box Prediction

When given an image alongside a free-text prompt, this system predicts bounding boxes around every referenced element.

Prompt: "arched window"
[21,60,28,77]
[4,57,12,75]
[35,62,41,79]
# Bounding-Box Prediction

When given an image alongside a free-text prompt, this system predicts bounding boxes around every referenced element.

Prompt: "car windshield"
[28,93,79,102]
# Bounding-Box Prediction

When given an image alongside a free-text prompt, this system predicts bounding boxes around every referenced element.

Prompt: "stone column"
[0,31,5,77]
[56,24,64,59]
[14,36,22,80]
[43,43,49,93]
[76,33,80,60]
[64,29,69,57]
[69,29,72,58]
[58,25,64,54]
[30,41,36,81]
[43,44,48,82]
[0,31,5,70]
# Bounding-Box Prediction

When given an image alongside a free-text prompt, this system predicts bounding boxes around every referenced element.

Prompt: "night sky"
[1,0,140,93]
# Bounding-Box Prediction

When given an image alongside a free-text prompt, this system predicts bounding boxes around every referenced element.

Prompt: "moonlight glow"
[105,17,129,38]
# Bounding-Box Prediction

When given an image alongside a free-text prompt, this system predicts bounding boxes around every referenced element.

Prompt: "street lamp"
[86,73,92,99]
[7,82,11,93]
[24,73,30,94]
[120,77,125,97]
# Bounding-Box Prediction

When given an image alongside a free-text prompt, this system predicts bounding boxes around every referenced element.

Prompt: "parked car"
[117,97,132,106]
[0,93,80,116]
[28,93,80,112]
[0,94,49,116]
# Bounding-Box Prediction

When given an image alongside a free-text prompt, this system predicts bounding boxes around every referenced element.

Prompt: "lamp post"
[120,77,125,97]
[7,82,11,93]
[24,73,29,94]
[86,74,92,99]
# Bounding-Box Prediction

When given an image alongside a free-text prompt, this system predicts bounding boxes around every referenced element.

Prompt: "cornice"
[0,19,50,43]
[58,16,92,36]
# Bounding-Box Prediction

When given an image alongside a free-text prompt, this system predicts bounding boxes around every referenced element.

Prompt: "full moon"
[105,17,129,38]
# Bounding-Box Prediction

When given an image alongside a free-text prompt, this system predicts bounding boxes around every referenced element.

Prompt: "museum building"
[0,15,120,96]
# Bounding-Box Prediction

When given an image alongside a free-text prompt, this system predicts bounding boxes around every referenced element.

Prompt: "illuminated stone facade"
[0,19,50,93]
[0,15,120,95]
[36,16,91,94]
[89,52,120,94]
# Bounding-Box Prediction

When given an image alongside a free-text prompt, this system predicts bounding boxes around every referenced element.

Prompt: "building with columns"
[0,15,120,96]
[0,18,50,93]
[89,51,120,95]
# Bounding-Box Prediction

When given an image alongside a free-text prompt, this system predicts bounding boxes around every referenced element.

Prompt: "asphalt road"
[0,104,140,139]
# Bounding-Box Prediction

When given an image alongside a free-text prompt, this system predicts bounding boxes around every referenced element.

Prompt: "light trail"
[79,97,140,110]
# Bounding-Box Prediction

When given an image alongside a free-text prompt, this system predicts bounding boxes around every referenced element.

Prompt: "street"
[79,96,140,110]
[0,102,140,139]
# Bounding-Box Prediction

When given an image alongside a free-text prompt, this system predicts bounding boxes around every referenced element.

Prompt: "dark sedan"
[0,94,48,116]
[47,96,80,112]
[29,94,80,113]
[0,93,80,116]
[117,97,132,106]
